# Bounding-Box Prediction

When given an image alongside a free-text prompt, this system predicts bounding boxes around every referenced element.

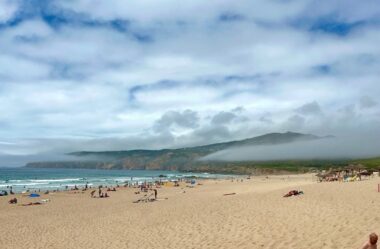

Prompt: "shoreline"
[0,167,234,194]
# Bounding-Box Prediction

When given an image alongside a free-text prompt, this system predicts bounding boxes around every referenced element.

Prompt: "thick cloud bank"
[202,136,380,161]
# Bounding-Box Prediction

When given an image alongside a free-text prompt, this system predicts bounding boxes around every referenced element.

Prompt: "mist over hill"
[26,132,331,172]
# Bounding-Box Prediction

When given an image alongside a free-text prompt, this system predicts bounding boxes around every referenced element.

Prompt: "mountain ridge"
[26,132,329,172]
[70,131,322,156]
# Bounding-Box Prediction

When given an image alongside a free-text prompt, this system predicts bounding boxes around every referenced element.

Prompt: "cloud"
[54,0,307,24]
[211,111,237,125]
[295,101,323,116]
[191,125,232,144]
[359,95,377,109]
[303,0,380,23]
[0,0,19,23]
[153,110,200,133]
[259,113,273,124]
[0,1,380,161]
[285,115,306,130]
[202,135,380,161]
[0,153,77,167]
[338,104,356,121]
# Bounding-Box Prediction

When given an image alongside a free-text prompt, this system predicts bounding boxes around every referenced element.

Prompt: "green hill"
[25,132,336,173]
[28,132,380,174]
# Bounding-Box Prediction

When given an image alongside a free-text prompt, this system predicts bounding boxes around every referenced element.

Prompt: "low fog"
[0,153,82,167]
[202,136,380,161]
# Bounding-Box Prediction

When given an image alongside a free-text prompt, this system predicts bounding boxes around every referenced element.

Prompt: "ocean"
[0,167,228,193]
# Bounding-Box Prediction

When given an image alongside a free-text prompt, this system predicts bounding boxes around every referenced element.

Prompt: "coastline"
[0,167,233,193]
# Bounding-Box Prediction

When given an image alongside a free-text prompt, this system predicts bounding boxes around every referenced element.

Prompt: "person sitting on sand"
[90,190,96,198]
[8,198,17,204]
[361,233,378,249]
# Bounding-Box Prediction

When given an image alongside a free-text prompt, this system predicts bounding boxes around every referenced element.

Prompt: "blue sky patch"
[309,19,365,36]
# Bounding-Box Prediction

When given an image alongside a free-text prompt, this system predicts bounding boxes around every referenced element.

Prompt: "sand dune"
[0,174,379,249]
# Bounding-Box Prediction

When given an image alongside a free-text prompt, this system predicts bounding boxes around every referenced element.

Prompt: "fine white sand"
[0,174,379,249]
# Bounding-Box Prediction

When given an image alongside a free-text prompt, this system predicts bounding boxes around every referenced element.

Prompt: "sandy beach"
[0,174,379,249]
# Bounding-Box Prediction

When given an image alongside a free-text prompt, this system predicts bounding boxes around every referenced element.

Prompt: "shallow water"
[0,167,228,192]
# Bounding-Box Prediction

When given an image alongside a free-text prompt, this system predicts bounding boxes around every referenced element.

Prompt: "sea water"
[0,167,228,193]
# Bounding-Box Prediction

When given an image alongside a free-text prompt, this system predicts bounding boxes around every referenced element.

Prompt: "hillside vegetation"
[25,132,380,174]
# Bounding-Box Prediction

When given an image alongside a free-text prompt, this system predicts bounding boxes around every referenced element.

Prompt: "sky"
[0,0,380,162]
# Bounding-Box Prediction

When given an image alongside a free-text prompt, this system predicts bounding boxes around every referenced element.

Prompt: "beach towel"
[29,193,40,198]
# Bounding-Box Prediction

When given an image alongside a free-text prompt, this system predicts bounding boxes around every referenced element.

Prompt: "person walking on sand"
[98,186,102,197]
[361,233,378,249]
[154,189,157,200]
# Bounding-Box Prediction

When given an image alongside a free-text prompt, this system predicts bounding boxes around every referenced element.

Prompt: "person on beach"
[98,186,102,197]
[22,202,42,206]
[154,189,157,200]
[283,190,303,197]
[8,198,17,204]
[90,190,96,198]
[361,233,378,249]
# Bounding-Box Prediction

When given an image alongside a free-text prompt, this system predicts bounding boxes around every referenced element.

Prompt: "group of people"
[88,184,158,201]
[90,186,110,198]
[0,188,14,196]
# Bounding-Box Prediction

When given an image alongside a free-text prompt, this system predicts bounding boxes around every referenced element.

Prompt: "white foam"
[30,178,82,183]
